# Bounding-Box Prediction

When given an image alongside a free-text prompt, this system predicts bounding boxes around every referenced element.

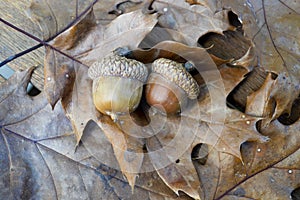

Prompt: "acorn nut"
[145,58,200,115]
[88,53,148,121]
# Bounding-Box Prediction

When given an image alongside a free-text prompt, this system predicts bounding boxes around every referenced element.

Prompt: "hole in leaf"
[228,11,243,29]
[240,141,256,163]
[197,30,251,61]
[255,120,263,133]
[291,187,300,200]
[26,83,41,96]
[226,67,269,112]
[278,96,300,125]
[191,143,208,165]
[142,144,147,153]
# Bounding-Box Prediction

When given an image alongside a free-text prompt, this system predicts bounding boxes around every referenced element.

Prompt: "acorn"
[145,58,200,115]
[88,53,148,121]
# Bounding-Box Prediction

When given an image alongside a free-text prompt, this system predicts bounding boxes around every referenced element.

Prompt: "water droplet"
[47,77,51,81]
[257,148,261,152]
[241,115,246,119]
[65,73,69,78]
[163,7,168,12]
[246,120,251,125]
[288,169,293,174]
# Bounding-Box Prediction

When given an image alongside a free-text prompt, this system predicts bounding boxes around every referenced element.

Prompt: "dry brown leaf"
[198,30,255,68]
[44,47,76,107]
[221,0,300,122]
[4,1,300,199]
[42,7,158,190]
[96,115,144,190]
[129,41,268,159]
[0,69,192,199]
[245,72,275,117]
[44,9,158,106]
[61,65,97,144]
[80,120,192,200]
[146,117,203,199]
[28,0,96,40]
[118,41,269,198]
[192,135,300,199]
[152,0,231,46]
[218,118,300,199]
[0,68,48,125]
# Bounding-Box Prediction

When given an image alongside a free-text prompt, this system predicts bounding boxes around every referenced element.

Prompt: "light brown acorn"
[145,58,200,115]
[88,53,148,121]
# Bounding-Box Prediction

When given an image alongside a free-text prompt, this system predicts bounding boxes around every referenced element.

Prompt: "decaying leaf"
[128,41,268,159]
[2,0,300,199]
[96,115,144,190]
[152,0,232,46]
[146,116,202,199]
[42,8,158,190]
[0,69,192,199]
[28,0,97,40]
[44,8,158,106]
[223,0,300,122]
[0,68,48,125]
[61,65,97,145]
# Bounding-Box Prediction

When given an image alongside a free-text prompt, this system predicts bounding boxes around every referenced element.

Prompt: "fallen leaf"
[146,116,202,200]
[152,0,231,46]
[0,68,47,125]
[44,8,158,106]
[223,0,300,122]
[128,41,268,159]
[44,47,76,107]
[27,0,97,40]
[0,70,192,200]
[61,64,97,144]
[245,72,275,117]
[96,115,144,190]
[3,1,300,199]
[218,118,300,199]
[198,30,254,68]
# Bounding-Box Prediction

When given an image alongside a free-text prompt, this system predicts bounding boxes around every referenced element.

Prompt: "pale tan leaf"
[61,65,97,144]
[145,116,202,199]
[78,9,158,66]
[96,115,144,191]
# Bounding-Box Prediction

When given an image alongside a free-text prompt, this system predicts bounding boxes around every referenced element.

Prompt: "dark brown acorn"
[145,58,200,115]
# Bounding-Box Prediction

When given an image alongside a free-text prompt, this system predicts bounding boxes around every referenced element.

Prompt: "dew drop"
[246,120,251,125]
[257,148,261,152]
[47,77,51,81]
[65,73,69,78]
[241,115,246,119]
[288,169,293,174]
[163,7,168,12]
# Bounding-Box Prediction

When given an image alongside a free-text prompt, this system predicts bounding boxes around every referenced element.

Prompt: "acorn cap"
[88,53,148,83]
[151,58,200,99]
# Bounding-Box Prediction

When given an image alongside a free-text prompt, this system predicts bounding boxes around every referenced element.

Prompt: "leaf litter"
[1,0,300,199]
